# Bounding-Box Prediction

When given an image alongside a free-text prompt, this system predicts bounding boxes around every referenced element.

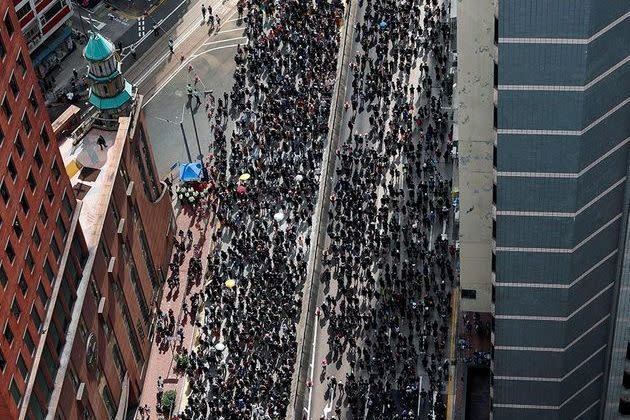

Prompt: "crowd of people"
[177,0,345,418]
[315,0,455,417]
[163,0,457,417]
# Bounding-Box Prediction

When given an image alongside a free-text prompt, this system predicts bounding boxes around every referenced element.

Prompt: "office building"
[1,6,175,418]
[457,0,630,419]
[13,0,73,52]
[0,3,87,418]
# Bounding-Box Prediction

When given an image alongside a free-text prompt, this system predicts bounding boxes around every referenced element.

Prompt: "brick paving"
[135,197,218,420]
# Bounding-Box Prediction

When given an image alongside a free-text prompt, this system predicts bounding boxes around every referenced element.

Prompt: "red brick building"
[1,3,87,418]
[2,5,175,419]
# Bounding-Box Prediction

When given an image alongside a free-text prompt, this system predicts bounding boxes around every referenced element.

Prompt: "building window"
[51,236,61,261]
[56,216,67,240]
[11,297,21,319]
[51,160,61,181]
[8,157,17,181]
[72,234,87,267]
[15,3,32,21]
[68,367,79,391]
[22,113,31,135]
[14,135,25,158]
[0,126,4,145]
[13,216,23,238]
[102,384,116,419]
[34,147,43,169]
[20,193,29,214]
[493,61,498,88]
[37,282,49,308]
[29,89,38,113]
[60,277,74,314]
[112,343,126,379]
[0,263,7,288]
[4,323,14,345]
[31,306,42,331]
[17,354,28,381]
[9,74,19,98]
[9,378,21,407]
[0,36,5,59]
[40,0,64,25]
[16,52,26,75]
[6,240,16,263]
[89,277,101,303]
[4,12,15,38]
[45,181,54,202]
[24,330,35,355]
[41,127,50,148]
[62,193,73,217]
[18,273,27,295]
[25,250,34,272]
[27,170,36,191]
[33,226,41,248]
[0,347,5,371]
[2,96,12,120]
[44,258,55,284]
[1,180,9,204]
[39,204,48,225]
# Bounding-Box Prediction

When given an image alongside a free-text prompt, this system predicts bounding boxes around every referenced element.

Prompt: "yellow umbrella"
[239,173,251,181]
[225,279,236,288]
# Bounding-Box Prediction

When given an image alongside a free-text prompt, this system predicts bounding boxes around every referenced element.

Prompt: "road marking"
[138,17,145,38]
[306,313,319,419]
[216,27,244,34]
[142,44,241,107]
[81,16,106,30]
[202,35,246,46]
[123,0,226,60]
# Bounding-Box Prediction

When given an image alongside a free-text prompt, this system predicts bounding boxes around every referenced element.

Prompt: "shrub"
[161,389,176,411]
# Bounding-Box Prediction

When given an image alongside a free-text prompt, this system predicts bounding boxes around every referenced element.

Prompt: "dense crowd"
[315,0,455,418]
[177,0,345,418]
[162,0,457,417]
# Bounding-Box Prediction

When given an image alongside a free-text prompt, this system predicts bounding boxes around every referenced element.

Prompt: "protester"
[169,0,455,417]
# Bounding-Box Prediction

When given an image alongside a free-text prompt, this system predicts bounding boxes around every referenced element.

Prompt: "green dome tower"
[83,31,133,119]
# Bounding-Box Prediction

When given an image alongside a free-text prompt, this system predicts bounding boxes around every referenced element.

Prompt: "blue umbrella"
[179,161,203,182]
[379,21,387,29]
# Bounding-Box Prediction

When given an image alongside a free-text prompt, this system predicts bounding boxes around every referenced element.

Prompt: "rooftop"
[83,32,116,62]
[58,122,128,249]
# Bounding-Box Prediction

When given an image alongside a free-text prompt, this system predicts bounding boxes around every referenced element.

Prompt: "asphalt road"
[306,0,455,419]
[126,0,242,176]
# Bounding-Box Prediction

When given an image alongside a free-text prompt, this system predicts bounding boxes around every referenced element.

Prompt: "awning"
[31,26,72,67]
[179,161,203,182]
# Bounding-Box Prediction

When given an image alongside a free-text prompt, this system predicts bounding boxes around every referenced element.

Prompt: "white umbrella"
[294,174,304,182]
[274,211,285,222]
[215,343,226,351]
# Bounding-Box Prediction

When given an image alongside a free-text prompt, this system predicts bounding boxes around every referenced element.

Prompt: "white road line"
[306,313,319,419]
[142,44,240,107]
[133,9,239,86]
[216,27,245,34]
[124,0,234,61]
[202,35,247,46]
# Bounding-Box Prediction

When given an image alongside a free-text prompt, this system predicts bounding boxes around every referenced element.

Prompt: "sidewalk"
[135,197,218,419]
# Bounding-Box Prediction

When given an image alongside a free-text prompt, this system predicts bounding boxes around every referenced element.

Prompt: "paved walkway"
[136,195,218,419]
